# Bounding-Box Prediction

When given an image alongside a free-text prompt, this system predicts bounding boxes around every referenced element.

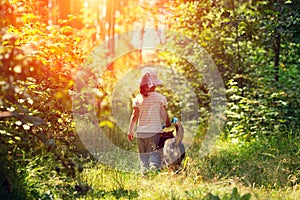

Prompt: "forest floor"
[76,138,300,200]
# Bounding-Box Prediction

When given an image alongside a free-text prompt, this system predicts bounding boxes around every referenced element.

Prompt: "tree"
[0,0,89,198]
[165,0,300,138]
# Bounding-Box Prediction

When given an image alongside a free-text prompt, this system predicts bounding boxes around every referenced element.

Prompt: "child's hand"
[127,131,134,141]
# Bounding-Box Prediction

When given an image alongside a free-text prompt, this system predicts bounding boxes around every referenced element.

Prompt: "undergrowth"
[196,133,300,189]
[1,132,300,199]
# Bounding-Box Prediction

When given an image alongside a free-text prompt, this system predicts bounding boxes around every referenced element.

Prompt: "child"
[127,67,170,173]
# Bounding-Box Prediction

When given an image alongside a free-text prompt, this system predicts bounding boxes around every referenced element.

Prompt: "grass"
[199,135,300,188]
[78,165,300,199]
[2,133,299,200]
[73,134,300,200]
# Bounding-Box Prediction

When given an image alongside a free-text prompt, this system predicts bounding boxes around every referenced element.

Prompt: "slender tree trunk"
[58,0,71,20]
[106,0,116,70]
[273,30,281,82]
[231,0,242,89]
[273,0,283,82]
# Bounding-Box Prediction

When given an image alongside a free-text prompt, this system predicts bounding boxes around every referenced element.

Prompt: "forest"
[1,0,300,199]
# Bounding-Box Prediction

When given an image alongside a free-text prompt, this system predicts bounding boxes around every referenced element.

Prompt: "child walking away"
[127,67,171,174]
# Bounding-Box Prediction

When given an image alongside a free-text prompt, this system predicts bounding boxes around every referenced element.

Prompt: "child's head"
[139,67,162,97]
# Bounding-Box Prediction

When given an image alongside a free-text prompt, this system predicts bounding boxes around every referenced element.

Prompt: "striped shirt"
[133,92,167,134]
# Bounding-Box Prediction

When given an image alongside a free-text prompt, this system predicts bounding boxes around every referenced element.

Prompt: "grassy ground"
[3,135,299,199]
[78,164,300,200]
[76,136,300,200]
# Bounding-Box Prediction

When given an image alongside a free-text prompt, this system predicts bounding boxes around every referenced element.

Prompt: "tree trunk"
[274,31,280,82]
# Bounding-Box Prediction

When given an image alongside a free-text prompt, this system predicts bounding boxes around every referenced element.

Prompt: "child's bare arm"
[128,107,139,140]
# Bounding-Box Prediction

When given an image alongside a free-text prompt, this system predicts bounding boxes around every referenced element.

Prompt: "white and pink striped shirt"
[133,92,167,134]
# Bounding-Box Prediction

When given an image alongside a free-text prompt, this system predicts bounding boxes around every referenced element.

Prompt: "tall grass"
[196,133,300,189]
[74,130,300,199]
[2,130,299,199]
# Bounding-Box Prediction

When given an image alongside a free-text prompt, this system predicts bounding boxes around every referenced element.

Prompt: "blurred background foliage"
[1,0,300,199]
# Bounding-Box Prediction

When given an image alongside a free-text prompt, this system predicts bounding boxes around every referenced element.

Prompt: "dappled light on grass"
[1,0,300,199]
[79,148,300,199]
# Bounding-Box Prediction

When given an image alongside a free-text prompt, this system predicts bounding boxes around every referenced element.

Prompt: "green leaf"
[8,139,14,144]
[206,193,221,200]
[14,136,21,141]
[241,193,251,200]
[229,187,240,199]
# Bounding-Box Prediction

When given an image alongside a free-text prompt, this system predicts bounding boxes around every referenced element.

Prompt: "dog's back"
[160,120,185,170]
[163,138,185,170]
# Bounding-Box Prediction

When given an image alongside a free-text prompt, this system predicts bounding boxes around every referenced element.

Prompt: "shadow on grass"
[0,158,27,200]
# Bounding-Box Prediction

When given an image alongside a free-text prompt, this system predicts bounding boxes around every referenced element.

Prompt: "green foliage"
[164,0,300,139]
[1,0,300,199]
[0,152,27,200]
[0,0,89,198]
[20,154,76,199]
